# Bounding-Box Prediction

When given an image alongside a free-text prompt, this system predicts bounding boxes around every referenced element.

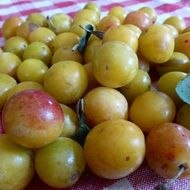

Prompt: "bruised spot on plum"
[184,39,189,43]
[165,152,175,161]
[105,64,109,71]
[70,172,79,181]
[126,156,130,161]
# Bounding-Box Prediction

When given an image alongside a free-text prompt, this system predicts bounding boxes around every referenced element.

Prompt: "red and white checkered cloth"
[1,0,190,189]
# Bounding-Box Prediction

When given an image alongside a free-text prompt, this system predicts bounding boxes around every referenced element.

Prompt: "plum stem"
[79,25,104,39]
[154,164,187,190]
[72,99,90,146]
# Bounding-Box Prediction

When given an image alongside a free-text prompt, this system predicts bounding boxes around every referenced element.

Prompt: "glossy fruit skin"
[16,21,40,40]
[163,24,179,38]
[73,9,100,26]
[23,42,52,66]
[5,81,43,102]
[60,104,78,137]
[156,52,190,75]
[175,32,190,58]
[123,10,152,31]
[139,24,175,64]
[2,17,23,39]
[83,2,101,17]
[84,39,102,64]
[0,52,21,78]
[2,89,64,148]
[17,58,48,84]
[51,48,83,65]
[0,73,17,109]
[163,16,186,33]
[47,13,72,34]
[50,32,80,53]
[27,13,48,27]
[146,122,190,179]
[119,69,151,105]
[0,134,34,190]
[43,61,88,105]
[103,25,138,52]
[84,87,128,127]
[84,119,145,179]
[176,104,190,130]
[139,6,157,23]
[28,27,56,47]
[35,137,85,188]
[97,15,120,32]
[92,41,138,88]
[4,36,28,58]
[157,71,187,107]
[129,91,176,133]
[108,6,126,23]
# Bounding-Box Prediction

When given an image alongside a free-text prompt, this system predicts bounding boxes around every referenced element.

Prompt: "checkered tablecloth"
[1,0,190,189]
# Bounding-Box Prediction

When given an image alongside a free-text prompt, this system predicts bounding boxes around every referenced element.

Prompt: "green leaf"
[72,99,90,146]
[176,74,190,105]
[72,24,94,53]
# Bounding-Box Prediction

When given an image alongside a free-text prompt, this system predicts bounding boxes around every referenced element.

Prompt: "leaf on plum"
[176,74,190,105]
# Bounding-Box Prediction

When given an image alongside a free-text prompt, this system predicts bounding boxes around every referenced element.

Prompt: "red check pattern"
[0,0,190,189]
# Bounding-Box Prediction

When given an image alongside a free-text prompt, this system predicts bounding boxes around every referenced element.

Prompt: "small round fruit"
[47,13,72,34]
[97,15,120,32]
[60,104,78,137]
[35,137,85,188]
[51,48,83,65]
[16,21,40,40]
[123,10,152,31]
[2,17,23,39]
[50,32,80,53]
[124,24,142,38]
[28,27,56,47]
[129,91,176,133]
[43,61,88,104]
[163,24,179,38]
[0,73,17,109]
[0,52,21,78]
[139,6,157,23]
[119,69,151,105]
[17,58,48,84]
[156,52,190,75]
[146,122,190,179]
[108,6,126,23]
[84,39,102,63]
[2,89,64,148]
[83,2,101,17]
[27,13,47,27]
[176,104,190,130]
[0,134,34,190]
[23,42,52,66]
[5,81,43,103]
[84,87,128,127]
[84,119,145,179]
[175,31,190,58]
[163,16,186,33]
[92,41,138,88]
[139,24,174,64]
[103,25,138,52]
[157,71,187,107]
[73,9,100,26]
[3,36,28,58]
